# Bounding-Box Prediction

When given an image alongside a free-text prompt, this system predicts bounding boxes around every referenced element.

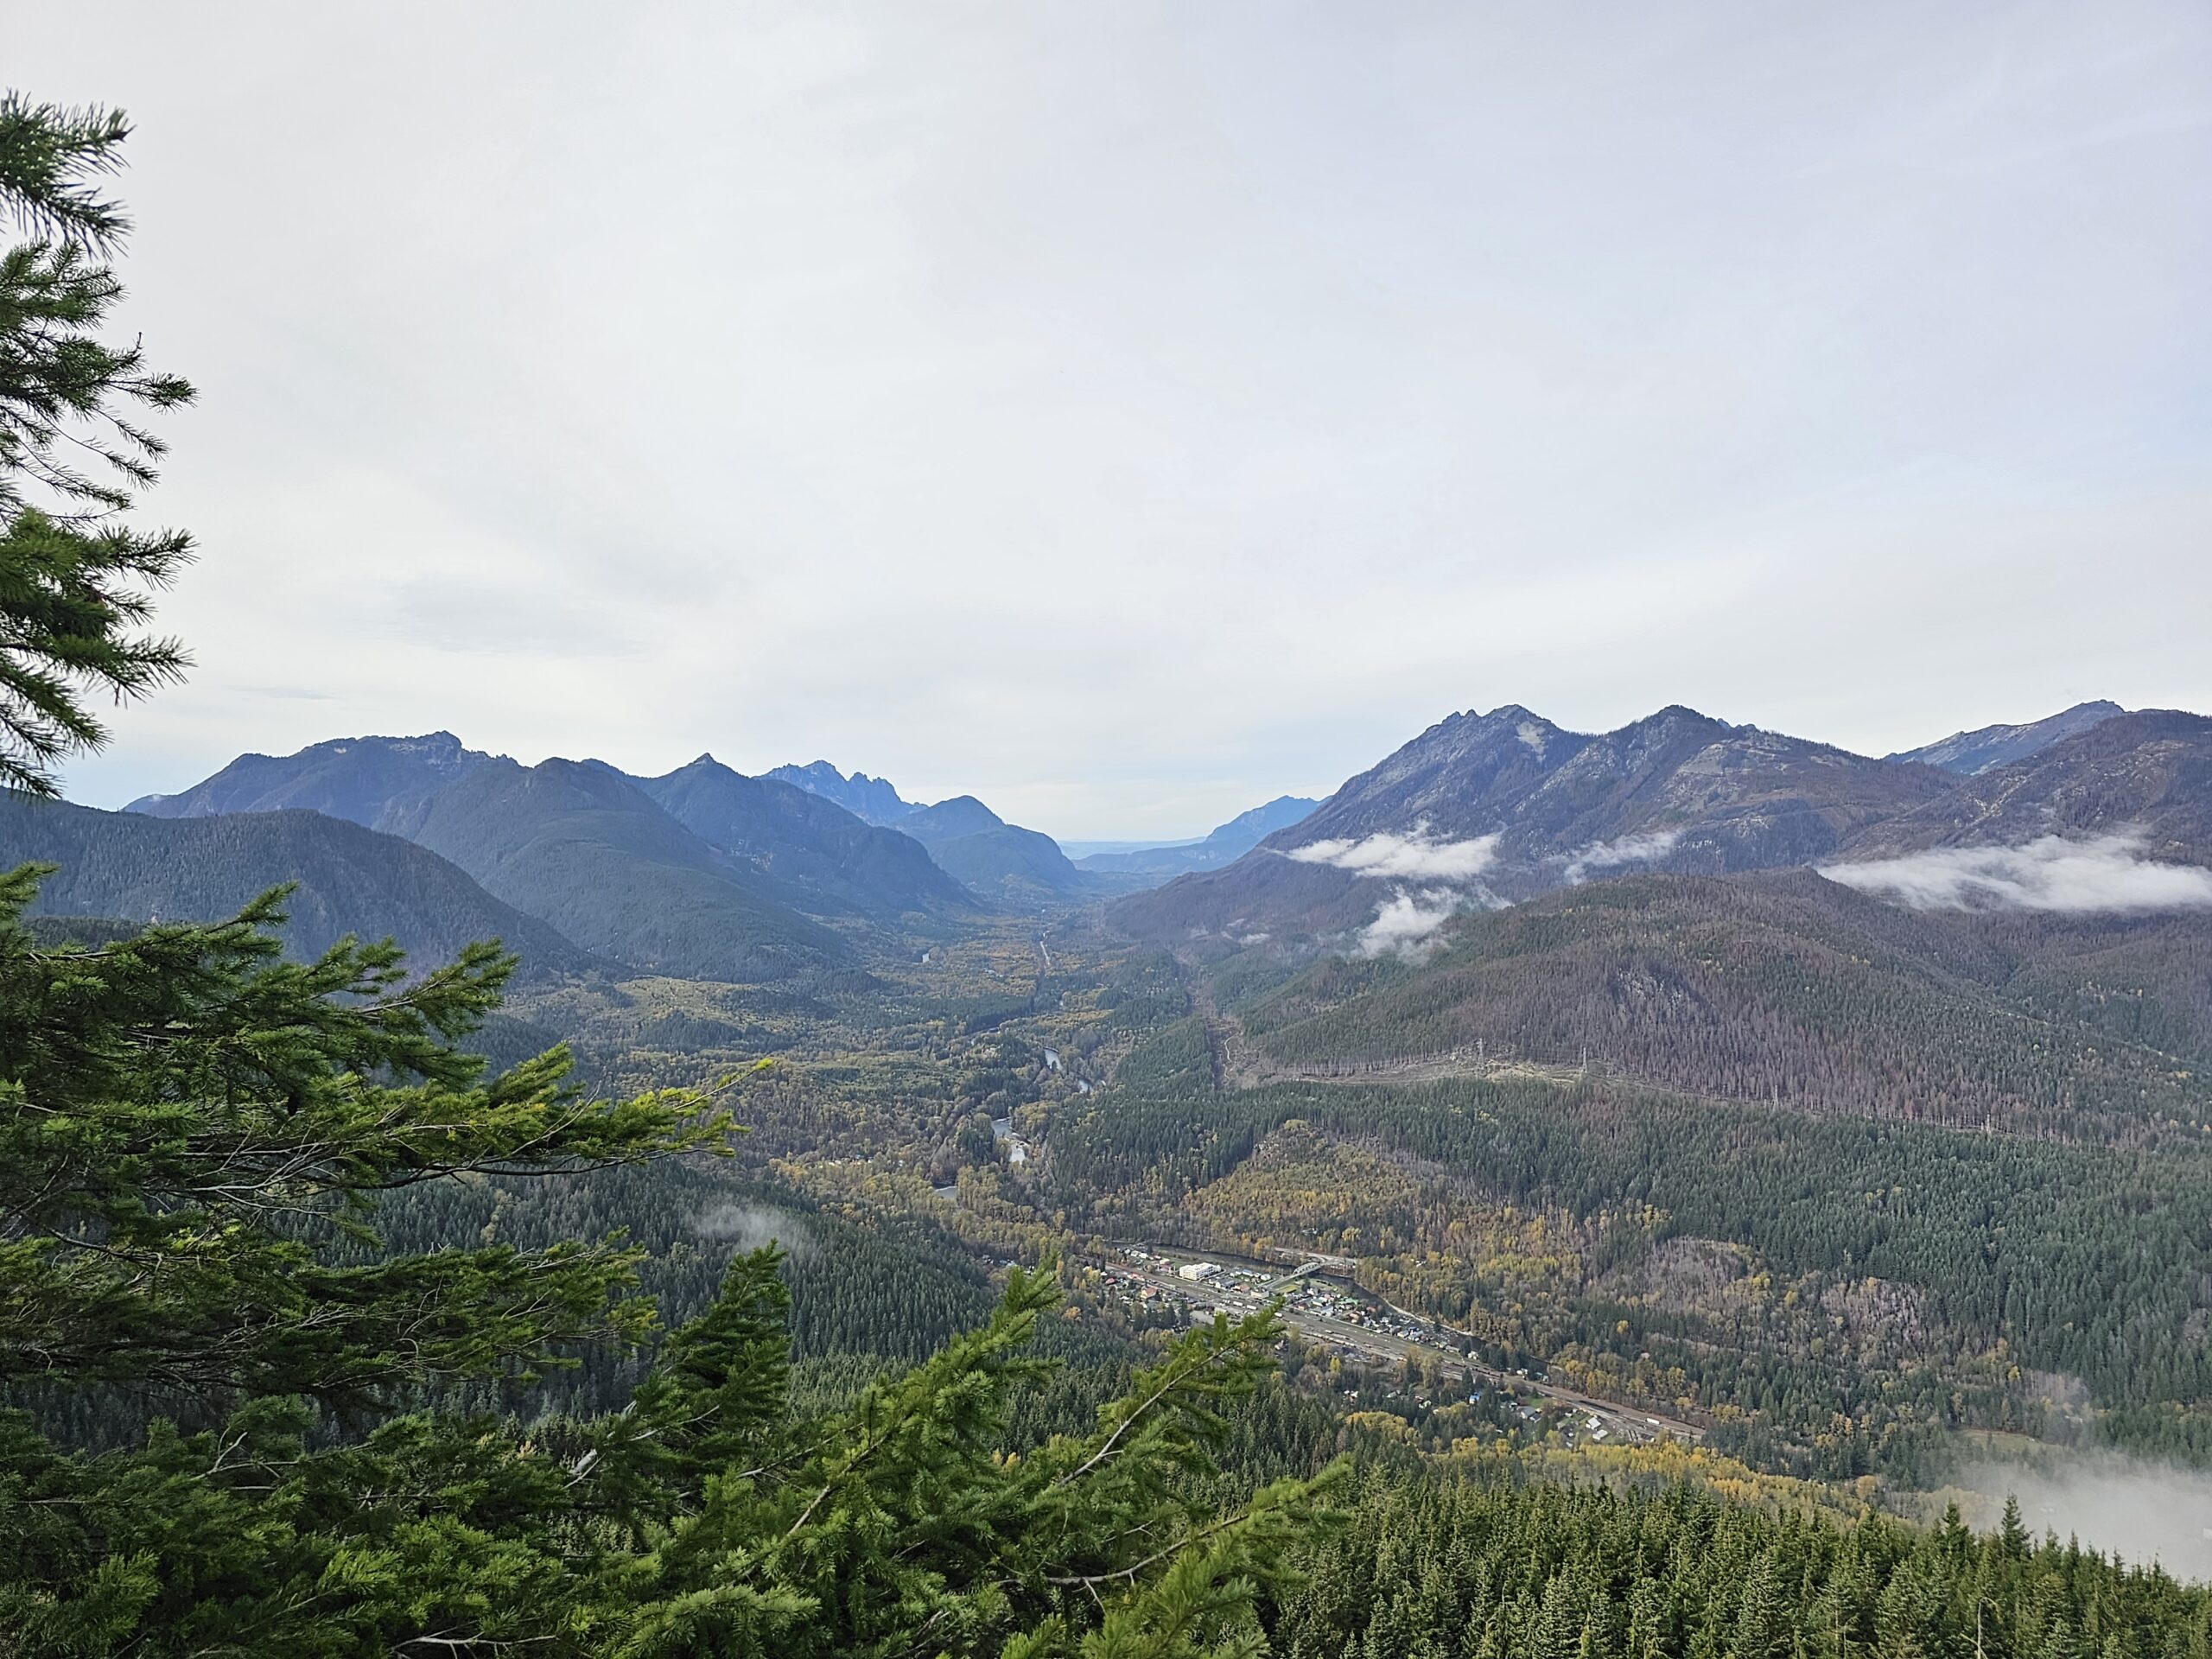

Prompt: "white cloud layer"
[1289,827,1501,882]
[1561,830,1681,884]
[1821,835,2212,913]
[1356,888,1471,957]
[1286,825,1503,957]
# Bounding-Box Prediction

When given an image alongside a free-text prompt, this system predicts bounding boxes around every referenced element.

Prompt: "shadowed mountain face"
[387,758,855,982]
[1885,701,2126,776]
[895,796,1086,902]
[1113,704,1954,942]
[634,757,979,919]
[0,794,601,979]
[763,761,915,825]
[128,734,974,980]
[763,761,1096,901]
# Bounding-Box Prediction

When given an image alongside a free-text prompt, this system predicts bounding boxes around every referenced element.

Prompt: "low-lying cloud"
[1950,1452,2212,1579]
[1821,834,2212,914]
[1286,824,1504,957]
[1355,887,1472,957]
[1561,829,1681,885]
[1288,825,1501,882]
[697,1201,815,1259]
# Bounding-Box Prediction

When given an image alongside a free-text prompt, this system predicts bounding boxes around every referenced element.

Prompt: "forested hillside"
[1231,869,2212,1137]
[0,792,600,975]
[394,756,856,981]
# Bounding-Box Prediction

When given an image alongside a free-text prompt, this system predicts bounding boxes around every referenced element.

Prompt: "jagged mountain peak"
[1112,701,1953,944]
[764,760,916,825]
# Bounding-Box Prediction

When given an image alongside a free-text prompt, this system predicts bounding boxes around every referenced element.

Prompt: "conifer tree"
[0,92,1340,1655]
[0,94,194,797]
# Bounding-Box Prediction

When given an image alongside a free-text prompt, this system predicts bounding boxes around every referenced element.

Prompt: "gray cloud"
[19,4,2212,832]
[1821,834,2212,913]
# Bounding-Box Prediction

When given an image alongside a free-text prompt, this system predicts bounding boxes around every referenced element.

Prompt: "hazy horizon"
[13,3,2209,836]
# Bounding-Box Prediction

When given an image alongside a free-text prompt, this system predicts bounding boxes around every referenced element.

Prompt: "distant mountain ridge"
[127,731,493,825]
[1077,795,1319,881]
[635,757,979,919]
[763,761,915,825]
[765,760,1109,902]
[129,735,976,980]
[385,757,855,981]
[1885,701,2126,775]
[895,795,1087,902]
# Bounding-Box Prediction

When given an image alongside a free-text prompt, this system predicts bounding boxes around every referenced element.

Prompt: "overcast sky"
[14,3,2210,837]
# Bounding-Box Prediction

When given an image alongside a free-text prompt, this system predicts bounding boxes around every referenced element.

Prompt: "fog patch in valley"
[696,1201,815,1260]
[1945,1451,2212,1580]
[1821,834,2212,914]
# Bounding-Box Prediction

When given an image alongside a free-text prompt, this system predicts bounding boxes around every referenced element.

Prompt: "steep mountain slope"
[1302,704,1944,871]
[1885,701,2126,776]
[1077,795,1319,881]
[130,734,985,957]
[896,796,1085,901]
[1844,709,2212,864]
[127,732,493,826]
[764,761,916,825]
[1114,704,1950,942]
[0,795,599,977]
[1232,868,2212,1137]
[392,759,852,982]
[633,757,979,919]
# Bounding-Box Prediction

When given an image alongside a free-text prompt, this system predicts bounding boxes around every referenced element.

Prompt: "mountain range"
[14,696,2202,997]
[114,734,1022,981]
[89,732,1130,976]
[1111,699,2210,949]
